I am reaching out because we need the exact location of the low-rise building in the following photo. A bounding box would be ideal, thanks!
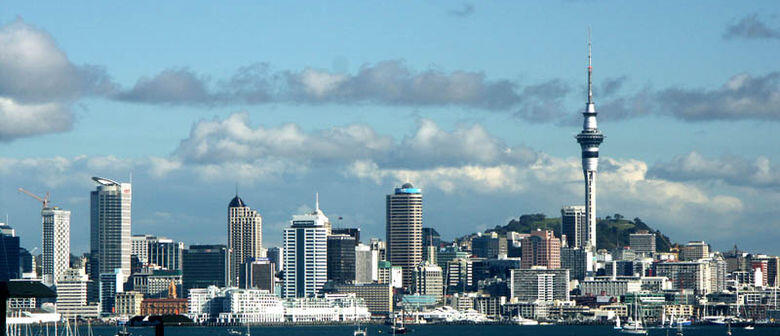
[333,283,393,316]
[115,291,144,317]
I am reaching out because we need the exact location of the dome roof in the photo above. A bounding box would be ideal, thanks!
[401,182,415,189]
[229,195,245,208]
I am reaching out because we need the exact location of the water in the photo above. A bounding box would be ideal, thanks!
[33,324,780,336]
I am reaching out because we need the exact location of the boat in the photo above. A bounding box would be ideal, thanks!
[614,316,622,330]
[727,322,732,336]
[115,323,131,336]
[390,311,407,335]
[744,325,755,330]
[621,295,647,335]
[512,316,539,326]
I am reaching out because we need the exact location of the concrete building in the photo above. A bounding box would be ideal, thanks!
[561,246,589,280]
[509,268,570,302]
[679,241,709,261]
[655,261,712,295]
[471,232,507,259]
[131,234,156,265]
[378,261,403,288]
[629,232,656,255]
[227,194,264,287]
[267,247,283,271]
[413,262,443,301]
[239,258,275,292]
[282,197,329,298]
[56,266,100,319]
[561,205,587,249]
[127,269,183,298]
[386,183,423,289]
[41,207,70,286]
[183,244,229,292]
[99,268,125,314]
[521,230,561,269]
[332,228,360,245]
[90,177,132,286]
[115,291,144,317]
[579,278,642,297]
[333,283,393,316]
[0,223,20,280]
[355,243,379,284]
[327,234,356,284]
[445,258,473,294]
[218,289,285,323]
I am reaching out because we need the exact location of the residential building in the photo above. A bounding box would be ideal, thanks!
[561,205,587,249]
[182,244,229,292]
[90,177,132,285]
[679,241,709,261]
[520,230,561,269]
[655,261,712,295]
[327,234,356,284]
[56,266,100,319]
[386,183,423,288]
[509,268,570,302]
[41,207,70,286]
[227,194,264,287]
[282,197,329,298]
[413,262,443,301]
[579,278,642,297]
[629,231,656,255]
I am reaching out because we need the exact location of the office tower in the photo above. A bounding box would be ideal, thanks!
[520,230,561,269]
[0,223,20,281]
[377,261,403,288]
[227,194,264,287]
[369,238,386,261]
[680,241,709,261]
[629,231,657,254]
[422,228,441,247]
[90,176,132,283]
[282,197,329,298]
[182,244,229,292]
[575,36,604,253]
[471,232,508,259]
[560,205,587,249]
[355,243,379,284]
[332,228,361,245]
[386,183,423,289]
[266,247,283,271]
[239,258,276,292]
[423,246,437,264]
[413,262,443,301]
[148,237,184,270]
[56,265,100,319]
[19,248,34,276]
[509,268,570,302]
[445,258,473,294]
[40,206,71,286]
[99,268,125,314]
[561,246,588,280]
[327,234,356,284]
[131,234,156,265]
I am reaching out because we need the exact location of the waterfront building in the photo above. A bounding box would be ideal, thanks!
[679,241,709,261]
[561,205,587,249]
[56,266,100,319]
[238,258,275,292]
[90,177,132,285]
[629,232,657,255]
[355,243,379,284]
[227,194,264,287]
[574,37,604,254]
[188,286,231,322]
[579,278,642,297]
[141,282,188,315]
[217,288,285,323]
[655,261,712,295]
[0,223,20,280]
[41,206,70,286]
[471,232,507,259]
[283,294,370,322]
[327,234,356,284]
[520,230,561,269]
[282,197,329,298]
[182,244,229,292]
[386,183,423,288]
[413,262,443,301]
[333,283,393,316]
[377,261,403,288]
[115,291,144,317]
[509,268,570,302]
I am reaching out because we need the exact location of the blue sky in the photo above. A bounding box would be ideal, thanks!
[1,1,779,255]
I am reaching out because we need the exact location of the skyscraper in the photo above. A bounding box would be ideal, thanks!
[0,223,20,281]
[182,244,229,293]
[41,206,70,286]
[575,36,604,253]
[282,196,329,298]
[148,237,185,270]
[560,205,586,249]
[327,234,356,284]
[386,183,423,289]
[90,177,132,283]
[227,194,264,287]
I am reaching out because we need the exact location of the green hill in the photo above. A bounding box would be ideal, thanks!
[486,213,674,252]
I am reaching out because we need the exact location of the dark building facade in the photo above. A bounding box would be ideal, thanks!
[239,258,276,292]
[332,228,361,245]
[327,234,356,284]
[182,245,229,292]
[471,234,508,259]
[0,224,20,281]
[422,228,441,247]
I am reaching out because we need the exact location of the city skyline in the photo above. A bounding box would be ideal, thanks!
[1,1,779,256]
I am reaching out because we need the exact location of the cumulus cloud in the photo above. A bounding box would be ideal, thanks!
[650,151,780,191]
[0,18,114,141]
[723,14,780,40]
[114,69,213,104]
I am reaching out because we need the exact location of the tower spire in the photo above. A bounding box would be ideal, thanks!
[587,26,593,105]
[315,192,320,212]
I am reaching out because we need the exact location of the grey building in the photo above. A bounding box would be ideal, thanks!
[561,246,588,280]
[561,206,587,249]
[629,232,656,255]
[183,244,229,293]
[327,234,356,284]
[239,258,276,293]
[509,268,570,302]
[148,238,184,270]
[471,233,508,259]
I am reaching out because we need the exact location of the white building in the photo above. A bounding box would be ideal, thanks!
[42,207,70,286]
[656,261,712,295]
[629,232,656,255]
[188,286,231,322]
[218,289,285,323]
[131,234,156,264]
[56,266,100,319]
[90,177,132,282]
[378,261,403,288]
[282,197,328,298]
[228,195,264,287]
[284,294,370,322]
[413,262,443,301]
[579,278,642,297]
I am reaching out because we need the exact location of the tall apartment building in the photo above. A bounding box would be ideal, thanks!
[282,198,329,298]
[561,205,587,249]
[90,177,132,283]
[629,231,657,255]
[386,183,423,289]
[520,230,561,269]
[680,241,709,261]
[227,195,264,287]
[182,244,229,292]
[413,262,443,301]
[655,261,712,295]
[41,206,70,286]
[327,234,356,284]
[509,268,570,302]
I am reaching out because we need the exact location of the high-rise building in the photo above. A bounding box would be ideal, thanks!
[332,228,361,245]
[227,194,264,287]
[655,261,712,295]
[369,238,386,261]
[327,234,356,284]
[131,234,156,265]
[377,261,403,289]
[386,183,423,289]
[422,228,441,247]
[560,246,588,280]
[413,262,443,301]
[471,232,508,259]
[182,244,229,292]
[41,206,70,286]
[90,177,132,283]
[148,237,184,270]
[629,232,657,255]
[282,197,329,298]
[115,291,144,317]
[509,268,570,302]
[0,223,20,281]
[445,258,473,294]
[560,205,587,249]
[239,258,276,292]
[574,37,604,253]
[56,265,100,319]
[355,243,379,284]
[99,268,125,314]
[679,241,709,261]
[267,247,283,271]
[520,230,561,269]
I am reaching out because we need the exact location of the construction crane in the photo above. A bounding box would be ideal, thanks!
[17,188,50,208]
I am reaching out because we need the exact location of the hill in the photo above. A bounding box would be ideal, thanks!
[486,213,674,252]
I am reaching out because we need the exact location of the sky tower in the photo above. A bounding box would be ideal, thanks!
[575,32,604,252]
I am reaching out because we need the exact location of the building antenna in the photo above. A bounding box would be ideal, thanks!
[587,25,593,105]
[315,192,320,212]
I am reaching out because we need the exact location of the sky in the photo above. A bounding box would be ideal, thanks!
[1,1,779,256]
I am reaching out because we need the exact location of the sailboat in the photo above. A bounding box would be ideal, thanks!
[621,295,647,335]
[613,316,622,330]
[390,310,407,335]
[353,297,367,336]
[727,321,732,336]
[675,317,684,336]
